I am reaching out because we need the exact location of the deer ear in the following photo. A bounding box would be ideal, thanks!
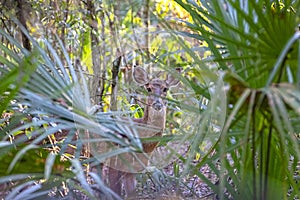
[166,74,180,87]
[133,67,149,85]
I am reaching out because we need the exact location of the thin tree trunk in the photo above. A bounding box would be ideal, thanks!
[143,0,150,73]
[98,10,106,110]
[84,0,101,181]
[86,0,102,105]
[61,0,70,49]
[16,0,31,51]
[108,3,123,111]
[111,56,121,111]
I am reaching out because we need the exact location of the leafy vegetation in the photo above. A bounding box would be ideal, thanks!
[0,0,299,199]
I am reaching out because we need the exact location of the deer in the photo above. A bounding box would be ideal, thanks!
[106,66,180,198]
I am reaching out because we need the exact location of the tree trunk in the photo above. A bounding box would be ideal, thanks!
[108,3,123,111]
[98,10,107,111]
[143,0,150,73]
[16,0,31,51]
[86,0,102,105]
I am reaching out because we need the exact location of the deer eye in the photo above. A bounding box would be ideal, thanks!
[163,88,168,93]
[146,87,152,92]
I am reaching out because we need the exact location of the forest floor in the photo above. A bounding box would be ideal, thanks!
[131,159,217,200]
[0,161,217,200]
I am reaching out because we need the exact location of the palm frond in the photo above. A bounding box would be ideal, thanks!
[0,22,142,199]
[170,0,300,199]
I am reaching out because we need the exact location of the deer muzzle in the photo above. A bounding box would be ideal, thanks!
[153,100,163,111]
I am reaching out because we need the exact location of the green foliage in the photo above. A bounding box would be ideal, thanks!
[0,35,37,115]
[172,0,300,199]
[1,0,300,199]
[0,21,131,199]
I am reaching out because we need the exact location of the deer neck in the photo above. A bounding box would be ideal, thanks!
[143,106,166,130]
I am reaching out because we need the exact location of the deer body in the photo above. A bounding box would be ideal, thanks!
[107,67,179,198]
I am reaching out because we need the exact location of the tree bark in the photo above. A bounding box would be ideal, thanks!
[143,0,150,73]
[110,56,121,111]
[86,0,102,105]
[98,10,106,110]
[108,3,123,111]
[16,0,31,51]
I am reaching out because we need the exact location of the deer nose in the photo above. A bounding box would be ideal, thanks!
[153,101,163,111]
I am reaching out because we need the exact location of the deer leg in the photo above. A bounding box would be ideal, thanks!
[107,167,122,196]
[123,172,137,197]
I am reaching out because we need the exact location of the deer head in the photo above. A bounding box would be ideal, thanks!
[133,66,179,115]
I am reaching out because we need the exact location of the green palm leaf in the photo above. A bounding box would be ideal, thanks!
[172,0,300,199]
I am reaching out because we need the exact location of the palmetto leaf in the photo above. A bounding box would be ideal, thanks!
[0,22,142,199]
[173,0,300,199]
[175,0,300,87]
[272,82,300,114]
[0,32,37,114]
